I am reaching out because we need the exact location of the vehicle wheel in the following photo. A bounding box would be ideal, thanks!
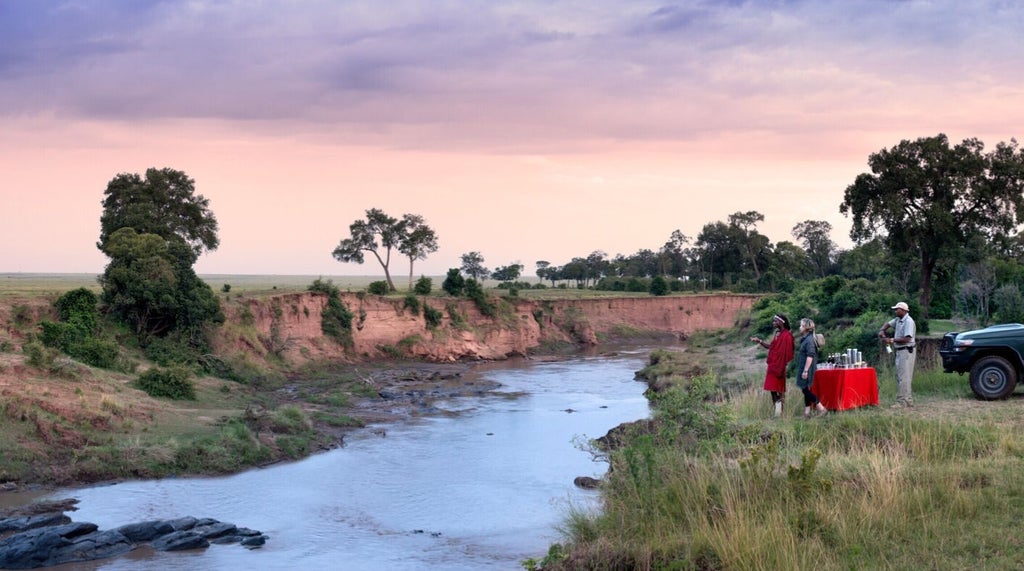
[969,356,1018,400]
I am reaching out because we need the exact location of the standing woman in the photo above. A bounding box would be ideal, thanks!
[750,314,794,417]
[796,318,828,418]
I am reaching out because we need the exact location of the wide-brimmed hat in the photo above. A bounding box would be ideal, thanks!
[891,301,909,311]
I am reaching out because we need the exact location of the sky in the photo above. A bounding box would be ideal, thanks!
[3,1,1023,278]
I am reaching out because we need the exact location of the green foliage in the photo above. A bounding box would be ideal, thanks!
[38,288,121,369]
[23,340,59,369]
[367,280,389,295]
[993,284,1024,323]
[171,418,270,473]
[54,288,99,332]
[332,209,438,293]
[414,275,433,295]
[136,366,196,400]
[464,278,496,317]
[402,294,420,315]
[445,303,466,326]
[268,405,312,434]
[423,304,443,328]
[649,275,669,296]
[68,337,120,370]
[144,334,201,367]
[222,283,231,293]
[308,279,354,347]
[442,268,465,296]
[98,168,223,346]
[648,372,732,442]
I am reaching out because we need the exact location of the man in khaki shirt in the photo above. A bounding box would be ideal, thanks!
[878,301,916,408]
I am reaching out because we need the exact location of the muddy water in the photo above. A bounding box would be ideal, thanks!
[29,350,653,570]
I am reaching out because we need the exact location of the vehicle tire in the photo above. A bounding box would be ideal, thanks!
[969,356,1018,400]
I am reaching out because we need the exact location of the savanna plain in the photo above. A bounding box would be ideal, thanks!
[3,275,1024,571]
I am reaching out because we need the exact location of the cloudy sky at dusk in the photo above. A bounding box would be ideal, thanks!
[3,1,1023,278]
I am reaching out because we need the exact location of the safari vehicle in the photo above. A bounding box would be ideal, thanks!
[939,323,1024,400]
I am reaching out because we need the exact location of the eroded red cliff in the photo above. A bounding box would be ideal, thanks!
[214,293,757,366]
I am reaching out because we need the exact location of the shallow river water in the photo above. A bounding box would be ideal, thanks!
[28,350,654,571]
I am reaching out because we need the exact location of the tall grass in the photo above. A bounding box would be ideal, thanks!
[542,352,1024,571]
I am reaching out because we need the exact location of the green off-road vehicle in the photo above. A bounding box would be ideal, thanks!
[940,323,1024,400]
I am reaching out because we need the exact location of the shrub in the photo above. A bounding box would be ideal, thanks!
[71,337,120,369]
[222,284,231,293]
[136,366,196,400]
[308,279,354,347]
[423,304,443,328]
[54,288,99,332]
[442,268,465,296]
[403,294,421,316]
[23,341,58,369]
[367,281,389,295]
[144,335,200,367]
[414,276,433,295]
[39,321,81,352]
[649,275,669,296]
[465,279,496,317]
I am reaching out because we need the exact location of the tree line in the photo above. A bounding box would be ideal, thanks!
[334,134,1024,322]
[52,131,1024,370]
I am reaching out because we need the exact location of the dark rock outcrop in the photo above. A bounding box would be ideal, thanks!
[0,506,267,569]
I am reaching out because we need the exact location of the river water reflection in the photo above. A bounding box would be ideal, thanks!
[40,350,653,570]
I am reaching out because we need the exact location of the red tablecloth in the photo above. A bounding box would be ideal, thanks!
[811,368,879,411]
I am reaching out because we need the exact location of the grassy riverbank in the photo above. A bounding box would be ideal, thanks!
[531,335,1024,571]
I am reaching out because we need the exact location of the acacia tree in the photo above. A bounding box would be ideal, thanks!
[840,134,1024,318]
[333,209,438,292]
[397,214,439,291]
[491,263,524,283]
[97,168,222,344]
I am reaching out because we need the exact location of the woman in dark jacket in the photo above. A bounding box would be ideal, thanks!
[751,314,793,417]
[796,317,827,418]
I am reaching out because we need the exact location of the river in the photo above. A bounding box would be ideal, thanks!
[14,350,655,570]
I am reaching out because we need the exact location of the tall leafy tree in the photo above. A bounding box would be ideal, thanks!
[535,260,551,284]
[792,220,836,277]
[460,251,490,282]
[840,134,1024,317]
[728,211,769,280]
[694,221,745,288]
[333,209,402,291]
[659,229,690,278]
[97,168,223,344]
[99,168,219,264]
[397,214,439,291]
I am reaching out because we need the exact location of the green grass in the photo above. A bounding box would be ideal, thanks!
[540,350,1024,571]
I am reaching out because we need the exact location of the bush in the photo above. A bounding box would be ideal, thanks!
[367,281,389,295]
[403,294,421,316]
[71,337,120,369]
[649,275,669,296]
[423,304,443,328]
[442,268,465,296]
[145,335,200,367]
[54,288,99,332]
[309,279,354,347]
[414,276,432,295]
[464,279,496,317]
[136,366,196,400]
[23,341,58,369]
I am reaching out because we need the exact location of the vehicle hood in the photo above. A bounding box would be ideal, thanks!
[955,323,1024,340]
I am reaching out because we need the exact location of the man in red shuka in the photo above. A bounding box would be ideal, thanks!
[750,314,794,417]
